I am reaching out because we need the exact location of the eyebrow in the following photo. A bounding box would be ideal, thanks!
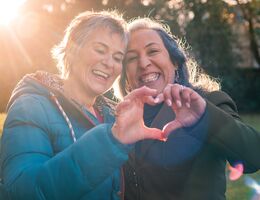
[145,42,159,48]
[94,42,125,55]
[127,42,160,53]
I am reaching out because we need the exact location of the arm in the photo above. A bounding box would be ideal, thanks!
[156,84,260,173]
[205,91,260,173]
[1,95,130,200]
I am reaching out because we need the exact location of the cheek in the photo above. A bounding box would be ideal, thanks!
[126,63,137,78]
[126,67,136,82]
[114,65,122,77]
[125,69,135,88]
[163,64,175,84]
[83,51,100,66]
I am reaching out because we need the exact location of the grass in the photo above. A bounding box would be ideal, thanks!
[227,172,260,200]
[241,114,260,131]
[0,113,259,199]
[226,114,260,200]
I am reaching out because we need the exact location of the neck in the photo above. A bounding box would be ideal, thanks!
[63,76,96,109]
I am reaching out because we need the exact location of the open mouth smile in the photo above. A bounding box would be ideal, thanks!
[92,70,110,79]
[140,72,160,83]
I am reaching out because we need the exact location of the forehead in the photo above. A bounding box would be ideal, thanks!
[128,29,163,48]
[85,27,126,50]
[88,27,123,41]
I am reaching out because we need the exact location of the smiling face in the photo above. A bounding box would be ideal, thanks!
[71,27,126,98]
[125,29,176,93]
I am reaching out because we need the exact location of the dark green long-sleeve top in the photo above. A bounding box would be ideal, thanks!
[123,91,260,200]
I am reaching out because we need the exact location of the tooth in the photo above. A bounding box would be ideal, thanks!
[93,70,109,78]
[141,73,159,83]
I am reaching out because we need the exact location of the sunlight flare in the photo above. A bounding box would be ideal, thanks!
[0,0,26,26]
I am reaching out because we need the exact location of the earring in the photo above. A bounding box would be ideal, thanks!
[175,70,179,83]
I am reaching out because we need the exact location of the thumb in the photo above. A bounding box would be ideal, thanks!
[143,127,163,141]
[162,120,182,139]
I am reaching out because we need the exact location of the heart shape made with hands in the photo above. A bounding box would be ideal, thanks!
[149,103,179,141]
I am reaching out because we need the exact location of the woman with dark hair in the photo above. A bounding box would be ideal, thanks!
[120,18,260,200]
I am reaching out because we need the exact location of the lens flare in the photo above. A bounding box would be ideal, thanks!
[228,163,244,181]
[245,176,260,194]
[245,176,260,200]
[0,0,26,26]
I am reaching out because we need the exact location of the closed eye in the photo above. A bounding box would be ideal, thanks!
[148,48,160,56]
[113,55,124,63]
[125,52,138,63]
[126,56,138,63]
[95,48,106,54]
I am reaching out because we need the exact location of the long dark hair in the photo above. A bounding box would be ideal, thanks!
[119,18,220,97]
[155,29,190,87]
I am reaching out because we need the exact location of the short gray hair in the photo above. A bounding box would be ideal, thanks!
[52,10,128,79]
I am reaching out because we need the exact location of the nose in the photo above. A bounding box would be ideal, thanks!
[102,54,114,68]
[138,56,151,69]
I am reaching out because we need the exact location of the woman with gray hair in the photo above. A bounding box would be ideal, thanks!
[0,11,162,200]
[120,17,260,200]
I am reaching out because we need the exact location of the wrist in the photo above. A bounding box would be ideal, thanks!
[112,124,124,144]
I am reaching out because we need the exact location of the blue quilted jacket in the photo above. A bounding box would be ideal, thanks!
[1,72,130,200]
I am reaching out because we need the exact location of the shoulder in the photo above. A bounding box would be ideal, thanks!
[204,90,240,119]
[5,94,54,128]
[205,90,237,112]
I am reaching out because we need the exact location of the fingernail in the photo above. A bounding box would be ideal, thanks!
[186,102,190,108]
[154,97,159,103]
[159,137,167,142]
[167,99,172,106]
[160,132,168,142]
[177,100,182,107]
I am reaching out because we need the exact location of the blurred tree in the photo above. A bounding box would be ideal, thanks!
[0,0,259,112]
[183,0,239,77]
[234,0,260,67]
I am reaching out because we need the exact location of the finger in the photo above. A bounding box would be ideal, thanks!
[126,86,157,101]
[143,127,164,141]
[171,84,182,108]
[180,88,191,108]
[115,99,131,115]
[163,84,173,106]
[190,89,201,101]
[144,96,158,105]
[162,120,182,138]
[154,93,164,104]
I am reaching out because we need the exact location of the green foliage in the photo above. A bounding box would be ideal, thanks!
[184,0,238,75]
[0,0,259,114]
[221,68,260,113]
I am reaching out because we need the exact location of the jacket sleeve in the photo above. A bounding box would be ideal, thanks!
[204,91,260,173]
[1,95,130,200]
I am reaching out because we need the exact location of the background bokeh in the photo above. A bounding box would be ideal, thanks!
[0,0,259,113]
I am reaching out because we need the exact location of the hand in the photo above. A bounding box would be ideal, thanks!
[112,86,163,144]
[155,84,206,138]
